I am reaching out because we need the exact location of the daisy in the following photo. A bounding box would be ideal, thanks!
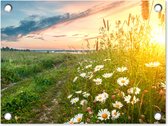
[75,90,82,94]
[131,96,139,105]
[112,101,123,109]
[85,64,92,69]
[73,114,83,123]
[67,118,74,124]
[70,97,79,104]
[94,65,104,72]
[102,73,113,78]
[127,87,141,95]
[97,109,110,120]
[73,76,78,83]
[93,78,102,85]
[102,92,109,99]
[95,92,108,103]
[124,95,131,103]
[111,110,120,120]
[80,99,88,106]
[145,61,160,68]
[67,94,73,99]
[95,94,106,103]
[80,73,86,78]
[117,77,129,86]
[116,67,128,72]
[83,92,90,98]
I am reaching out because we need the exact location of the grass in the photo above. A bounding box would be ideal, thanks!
[1,12,166,123]
[1,52,80,123]
[1,51,73,89]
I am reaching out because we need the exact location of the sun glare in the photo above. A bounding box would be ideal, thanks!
[150,25,165,45]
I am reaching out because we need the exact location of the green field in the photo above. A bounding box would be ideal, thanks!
[1,47,166,123]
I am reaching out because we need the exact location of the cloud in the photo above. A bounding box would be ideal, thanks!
[53,35,67,38]
[1,1,128,42]
[1,15,68,41]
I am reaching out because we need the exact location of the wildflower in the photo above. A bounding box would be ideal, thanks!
[160,82,166,90]
[70,97,79,104]
[102,91,109,99]
[65,118,74,124]
[117,77,129,86]
[67,94,73,99]
[111,95,116,100]
[124,95,131,103]
[73,76,78,83]
[95,94,105,103]
[104,59,111,61]
[131,96,139,105]
[85,64,92,69]
[127,87,141,95]
[75,90,82,94]
[80,100,88,106]
[112,101,123,109]
[97,109,110,120]
[102,73,113,78]
[116,67,128,72]
[73,114,83,123]
[88,111,93,115]
[95,92,109,103]
[80,73,86,78]
[145,61,160,67]
[111,110,120,120]
[94,65,104,72]
[83,92,90,98]
[93,78,102,85]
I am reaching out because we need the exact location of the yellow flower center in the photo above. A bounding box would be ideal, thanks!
[102,113,108,119]
[115,104,120,108]
[77,118,82,122]
[113,112,117,116]
[121,80,125,83]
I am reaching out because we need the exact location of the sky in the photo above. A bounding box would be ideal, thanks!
[1,0,165,50]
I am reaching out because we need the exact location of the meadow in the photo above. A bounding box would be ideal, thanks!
[1,5,166,124]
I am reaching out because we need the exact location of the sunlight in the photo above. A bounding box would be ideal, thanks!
[150,25,165,45]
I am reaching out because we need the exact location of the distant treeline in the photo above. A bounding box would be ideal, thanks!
[1,47,30,52]
[1,47,95,53]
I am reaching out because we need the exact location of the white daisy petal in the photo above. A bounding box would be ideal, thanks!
[117,77,129,86]
[97,109,110,120]
[70,97,79,104]
[111,110,120,120]
[93,78,102,85]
